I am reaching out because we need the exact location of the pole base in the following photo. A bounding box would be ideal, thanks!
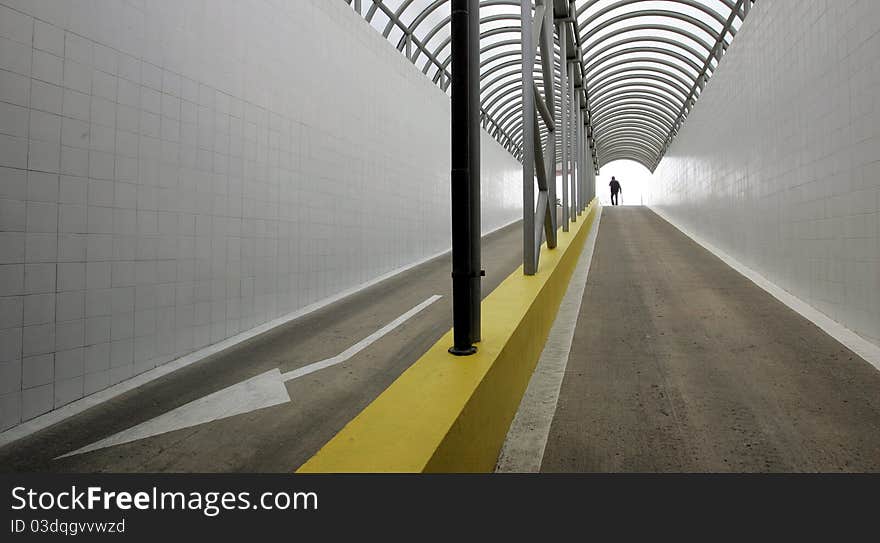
[448,345,477,356]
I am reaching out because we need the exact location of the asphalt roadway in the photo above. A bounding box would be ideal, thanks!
[541,207,880,472]
[6,207,879,473]
[0,222,522,472]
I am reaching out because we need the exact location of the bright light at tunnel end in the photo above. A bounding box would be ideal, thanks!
[596,159,653,206]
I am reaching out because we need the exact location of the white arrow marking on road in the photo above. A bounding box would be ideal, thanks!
[57,369,291,459]
[279,294,442,381]
[57,295,442,459]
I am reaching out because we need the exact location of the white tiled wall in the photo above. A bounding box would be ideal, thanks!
[647,0,880,349]
[0,0,522,431]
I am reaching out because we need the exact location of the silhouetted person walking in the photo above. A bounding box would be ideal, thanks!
[609,177,622,206]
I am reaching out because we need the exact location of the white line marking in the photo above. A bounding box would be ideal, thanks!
[650,206,880,371]
[496,207,604,472]
[280,295,442,381]
[53,296,442,459]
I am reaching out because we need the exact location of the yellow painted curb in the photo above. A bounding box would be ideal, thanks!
[297,200,599,472]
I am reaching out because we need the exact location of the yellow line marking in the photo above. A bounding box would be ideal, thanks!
[298,201,598,473]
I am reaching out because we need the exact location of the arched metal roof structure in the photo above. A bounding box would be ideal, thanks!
[344,0,754,171]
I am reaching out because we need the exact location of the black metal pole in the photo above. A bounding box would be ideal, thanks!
[449,0,480,356]
[467,0,481,345]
